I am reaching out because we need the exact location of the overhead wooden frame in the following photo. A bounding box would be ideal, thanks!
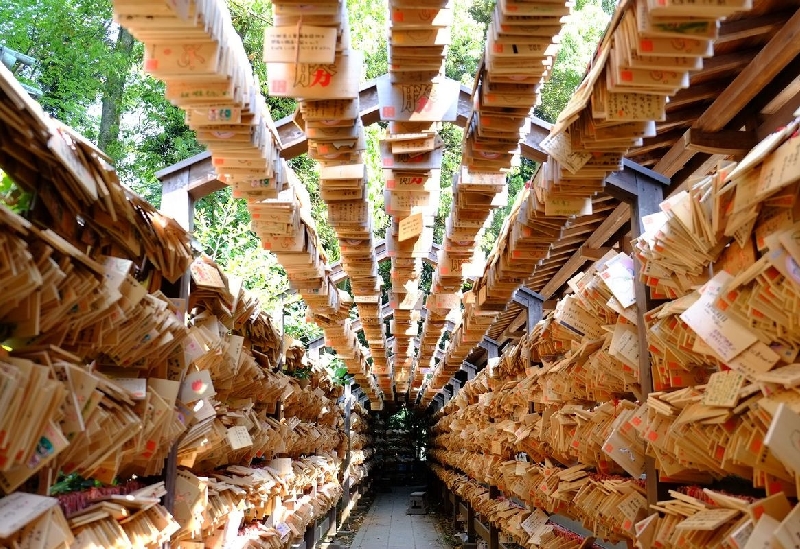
[651,7,800,193]
[157,80,552,211]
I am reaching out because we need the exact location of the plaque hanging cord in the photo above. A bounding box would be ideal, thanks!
[293,17,303,84]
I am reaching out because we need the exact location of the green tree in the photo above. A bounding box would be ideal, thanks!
[447,0,487,86]
[97,27,135,158]
[481,159,538,254]
[0,0,116,137]
[535,0,612,123]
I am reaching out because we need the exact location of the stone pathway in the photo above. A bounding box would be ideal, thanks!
[348,487,447,549]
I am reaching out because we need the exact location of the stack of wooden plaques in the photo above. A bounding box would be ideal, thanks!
[419,1,572,405]
[416,169,508,403]
[0,28,376,548]
[265,1,387,403]
[632,487,799,549]
[119,0,281,198]
[347,401,375,486]
[380,141,443,397]
[387,0,452,82]
[420,166,617,404]
[0,485,184,549]
[176,257,344,467]
[625,120,800,498]
[431,116,800,549]
[376,0,460,396]
[150,259,360,548]
[0,63,192,284]
[541,0,751,208]
[410,304,459,396]
[464,0,568,173]
[0,207,194,492]
[429,348,649,546]
[116,0,382,406]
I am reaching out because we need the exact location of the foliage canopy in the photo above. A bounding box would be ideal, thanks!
[0,0,613,343]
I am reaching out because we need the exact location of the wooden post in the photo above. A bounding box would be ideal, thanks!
[488,485,500,549]
[604,159,669,507]
[480,337,500,360]
[304,521,316,549]
[513,288,544,334]
[156,164,197,549]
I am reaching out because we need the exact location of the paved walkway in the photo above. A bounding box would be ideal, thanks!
[349,487,447,549]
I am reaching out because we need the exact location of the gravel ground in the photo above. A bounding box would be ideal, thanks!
[427,496,460,548]
[328,491,376,547]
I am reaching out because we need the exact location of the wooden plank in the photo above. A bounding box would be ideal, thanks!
[625,151,663,167]
[502,309,527,340]
[685,128,757,156]
[668,81,727,111]
[695,9,800,132]
[689,49,759,84]
[655,104,708,133]
[654,135,700,177]
[758,75,800,139]
[716,10,789,46]
[580,246,613,261]
[537,202,630,298]
[628,128,686,156]
[474,517,490,543]
[520,115,552,163]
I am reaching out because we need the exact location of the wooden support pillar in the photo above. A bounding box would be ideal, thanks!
[480,337,501,360]
[304,521,316,549]
[463,362,477,380]
[453,494,461,529]
[327,506,337,539]
[157,168,194,549]
[273,400,284,420]
[466,504,476,542]
[488,486,500,549]
[344,383,352,476]
[604,159,668,507]
[514,288,544,334]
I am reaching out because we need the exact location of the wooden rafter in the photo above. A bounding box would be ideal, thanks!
[656,8,800,178]
[536,202,631,299]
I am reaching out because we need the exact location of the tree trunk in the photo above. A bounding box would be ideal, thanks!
[97,27,135,157]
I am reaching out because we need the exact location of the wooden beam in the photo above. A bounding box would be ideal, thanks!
[520,115,552,163]
[657,11,800,179]
[580,246,613,261]
[624,151,662,167]
[667,81,726,111]
[538,202,631,298]
[695,9,800,133]
[628,128,686,157]
[689,49,759,85]
[655,104,708,133]
[758,74,800,139]
[500,310,527,342]
[274,79,550,163]
[542,299,558,311]
[663,151,713,197]
[685,128,757,156]
[716,10,790,46]
[276,81,382,158]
